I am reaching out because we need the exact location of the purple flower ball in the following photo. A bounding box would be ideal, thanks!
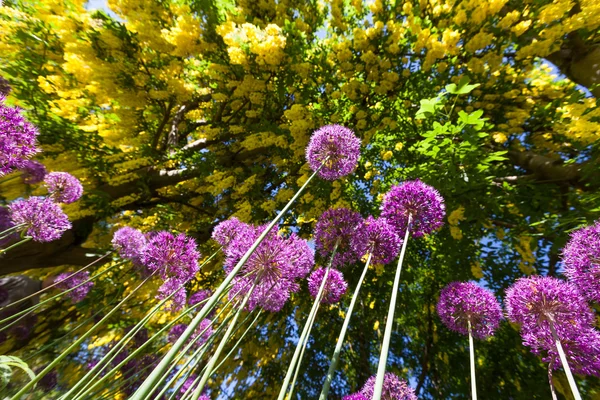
[54,270,94,303]
[343,394,368,400]
[0,101,39,175]
[562,220,600,303]
[142,231,200,282]
[212,217,253,249]
[308,267,348,304]
[112,226,147,264]
[0,76,11,97]
[157,278,187,312]
[380,179,445,238]
[314,207,363,268]
[44,172,83,204]
[437,281,503,339]
[360,372,417,400]
[351,216,402,265]
[168,324,188,343]
[9,196,72,242]
[188,289,212,307]
[306,124,361,180]
[543,326,600,377]
[168,319,213,347]
[19,160,46,184]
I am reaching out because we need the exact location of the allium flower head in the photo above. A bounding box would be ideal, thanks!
[9,196,71,242]
[168,319,213,347]
[19,160,46,184]
[157,279,187,311]
[381,179,445,238]
[54,270,94,303]
[0,102,38,175]
[212,217,253,249]
[437,281,502,339]
[189,289,212,306]
[314,207,363,268]
[112,226,147,264]
[543,327,600,377]
[306,124,361,180]
[562,220,600,303]
[0,76,11,97]
[343,394,368,400]
[360,373,417,400]
[142,231,200,282]
[168,324,187,343]
[177,375,210,400]
[44,172,83,204]
[351,216,402,264]
[308,267,348,304]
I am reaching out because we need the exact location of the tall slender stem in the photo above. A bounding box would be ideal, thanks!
[0,236,31,254]
[277,239,339,400]
[131,162,325,400]
[468,320,477,400]
[9,273,155,400]
[549,320,582,400]
[320,251,373,400]
[190,281,258,400]
[372,215,412,400]
[548,364,558,400]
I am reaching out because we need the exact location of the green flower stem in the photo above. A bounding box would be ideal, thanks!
[278,239,340,400]
[372,214,412,400]
[549,320,582,400]
[0,252,112,314]
[0,223,25,238]
[468,320,477,400]
[67,250,220,399]
[72,285,236,400]
[0,260,126,330]
[131,162,325,400]
[319,251,373,400]
[548,365,558,400]
[190,280,258,400]
[0,236,31,254]
[9,272,155,400]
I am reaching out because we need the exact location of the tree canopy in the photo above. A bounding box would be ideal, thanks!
[1,0,600,398]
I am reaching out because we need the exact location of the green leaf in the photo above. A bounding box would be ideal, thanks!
[446,76,480,95]
[415,97,443,119]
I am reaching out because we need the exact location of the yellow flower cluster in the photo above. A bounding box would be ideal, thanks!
[448,206,466,240]
[515,236,536,275]
[217,21,287,67]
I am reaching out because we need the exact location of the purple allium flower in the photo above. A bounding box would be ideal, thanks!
[142,231,200,282]
[54,270,94,303]
[157,278,187,312]
[437,281,503,339]
[8,196,71,242]
[179,375,198,398]
[360,373,417,400]
[168,320,213,347]
[37,370,58,392]
[562,220,600,303]
[0,76,11,97]
[306,124,361,180]
[308,267,348,304]
[168,324,188,343]
[188,289,212,307]
[112,226,147,264]
[506,276,600,375]
[380,179,445,238]
[0,101,39,175]
[226,224,314,312]
[314,207,363,268]
[212,217,253,249]
[343,394,368,400]
[351,216,402,264]
[0,206,17,246]
[44,172,83,204]
[19,160,46,184]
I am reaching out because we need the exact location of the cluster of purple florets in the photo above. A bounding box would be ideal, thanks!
[54,270,94,303]
[0,95,39,176]
[351,216,402,265]
[177,374,210,400]
[437,281,502,339]
[214,218,314,313]
[562,220,600,303]
[306,124,361,180]
[168,319,213,348]
[44,172,84,204]
[343,372,417,400]
[308,267,348,304]
[314,207,364,268]
[20,160,47,184]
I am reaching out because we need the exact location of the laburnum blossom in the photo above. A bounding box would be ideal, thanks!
[54,270,94,303]
[112,226,147,264]
[308,267,348,304]
[19,160,46,184]
[360,373,417,400]
[0,76,10,96]
[212,217,253,250]
[351,216,402,264]
[0,99,39,175]
[9,196,71,242]
[314,207,363,268]
[168,319,213,348]
[306,124,361,180]
[44,172,83,204]
[562,220,600,303]
[226,224,314,312]
[381,179,445,238]
[437,281,503,339]
[506,276,600,376]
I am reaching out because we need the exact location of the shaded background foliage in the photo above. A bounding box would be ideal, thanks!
[1,0,600,398]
